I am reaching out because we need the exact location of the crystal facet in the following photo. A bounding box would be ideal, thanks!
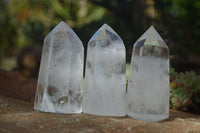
[83,24,126,116]
[127,26,169,121]
[34,21,84,113]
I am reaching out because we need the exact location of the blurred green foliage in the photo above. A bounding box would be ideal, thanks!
[0,0,105,58]
[1,0,200,66]
[154,0,200,55]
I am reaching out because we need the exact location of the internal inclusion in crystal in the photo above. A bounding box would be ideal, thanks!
[126,26,169,121]
[134,40,168,59]
[34,21,84,113]
[83,24,126,116]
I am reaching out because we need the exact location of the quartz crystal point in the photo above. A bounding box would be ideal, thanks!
[34,21,84,113]
[127,26,169,121]
[83,24,126,116]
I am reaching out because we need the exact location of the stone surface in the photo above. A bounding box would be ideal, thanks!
[34,21,84,113]
[83,24,126,116]
[127,26,169,121]
[0,71,199,132]
[0,95,200,133]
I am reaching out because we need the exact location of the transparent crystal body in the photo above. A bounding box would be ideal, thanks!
[83,24,126,116]
[127,26,169,121]
[34,21,84,113]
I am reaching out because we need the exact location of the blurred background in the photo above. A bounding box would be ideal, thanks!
[0,0,200,114]
[0,0,200,77]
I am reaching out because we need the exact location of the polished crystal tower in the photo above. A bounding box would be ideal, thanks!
[127,26,169,121]
[83,24,126,116]
[34,21,84,113]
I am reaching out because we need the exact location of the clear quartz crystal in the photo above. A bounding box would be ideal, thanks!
[34,21,84,113]
[83,24,126,116]
[127,26,169,121]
